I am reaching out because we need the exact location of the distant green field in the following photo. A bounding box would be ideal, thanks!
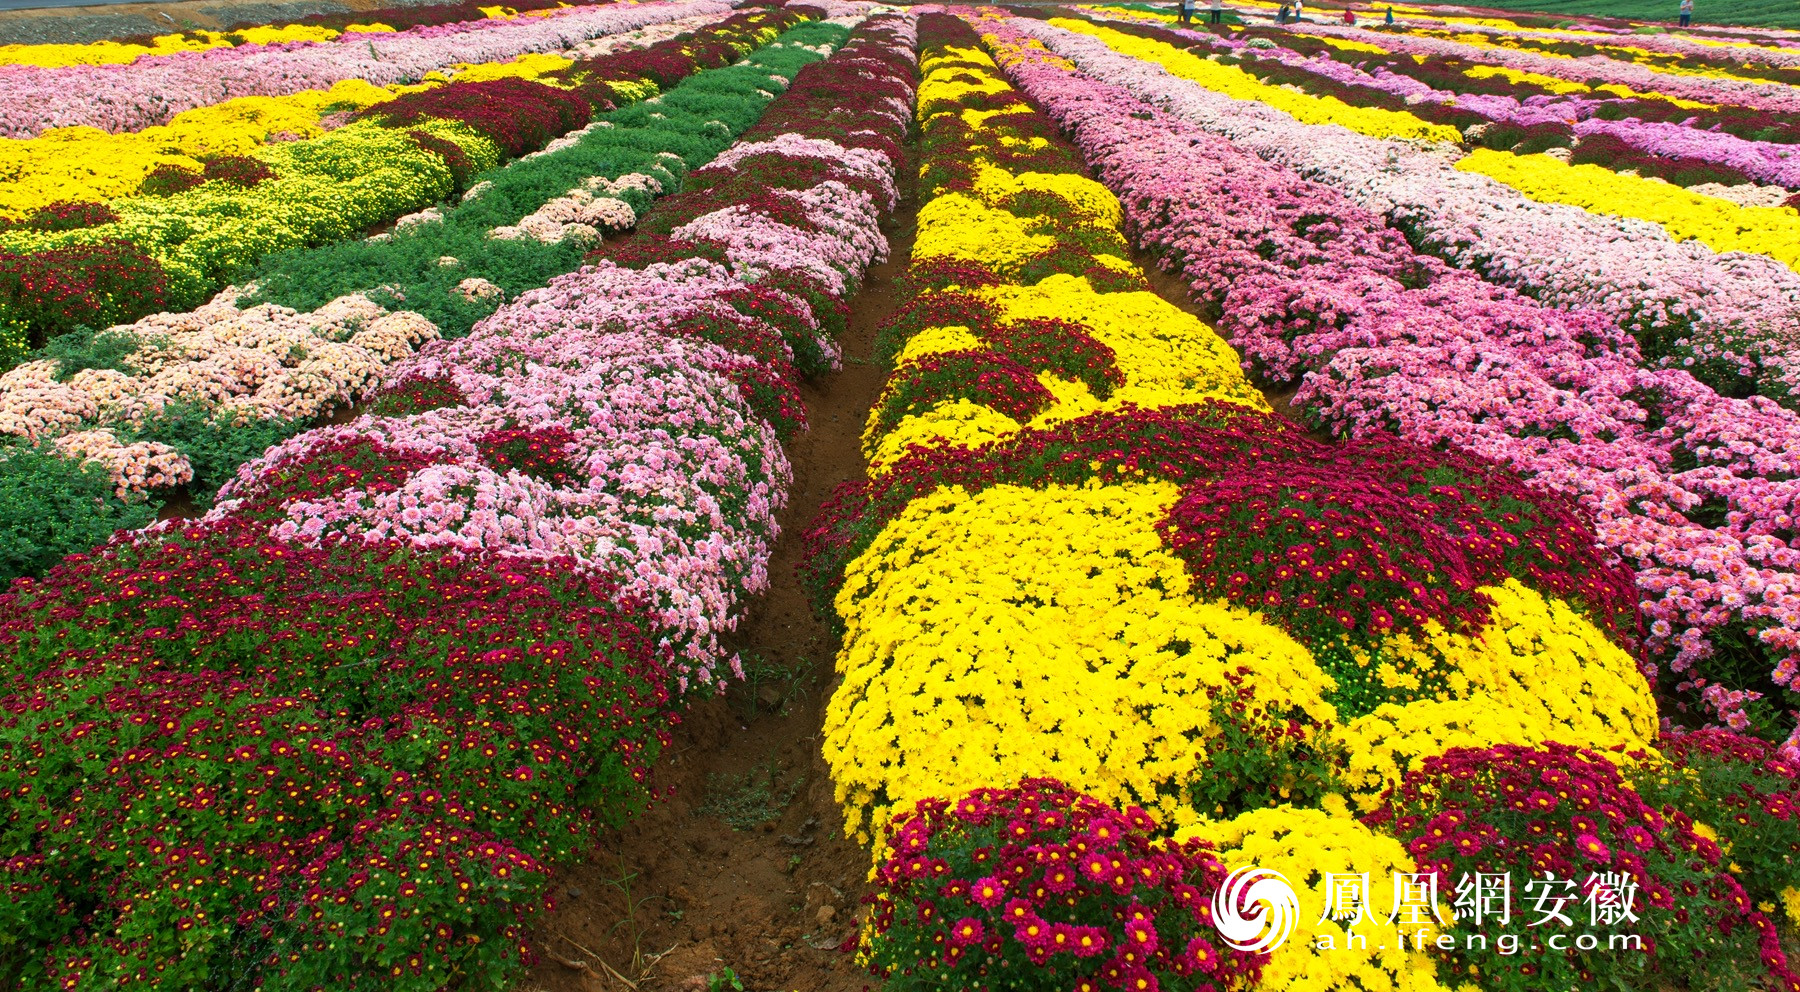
[1434,0,1800,30]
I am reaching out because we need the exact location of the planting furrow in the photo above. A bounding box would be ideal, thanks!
[0,12,914,991]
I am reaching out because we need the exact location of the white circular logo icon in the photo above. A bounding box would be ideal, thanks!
[1211,865,1299,954]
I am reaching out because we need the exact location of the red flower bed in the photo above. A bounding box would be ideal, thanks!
[866,779,1267,992]
[8,201,119,233]
[1367,743,1799,992]
[0,237,171,354]
[364,76,597,159]
[869,350,1058,438]
[202,153,279,187]
[479,424,582,486]
[1159,436,1641,644]
[368,373,470,418]
[0,517,672,991]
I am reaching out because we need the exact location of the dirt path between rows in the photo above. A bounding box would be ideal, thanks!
[519,163,918,992]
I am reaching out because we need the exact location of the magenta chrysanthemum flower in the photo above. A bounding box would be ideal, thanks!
[948,917,984,948]
[968,875,1007,909]
[1121,918,1159,953]
[1576,833,1614,863]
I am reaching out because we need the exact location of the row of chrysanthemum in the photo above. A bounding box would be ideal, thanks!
[0,0,607,70]
[0,2,794,363]
[0,14,914,991]
[0,7,826,585]
[803,14,1800,992]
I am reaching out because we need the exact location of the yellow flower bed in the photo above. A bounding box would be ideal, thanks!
[864,276,1267,468]
[0,47,585,221]
[1577,40,1800,85]
[0,10,590,70]
[826,465,1656,832]
[0,117,488,299]
[1456,147,1800,271]
[442,49,573,83]
[1333,577,1657,805]
[0,78,415,220]
[1299,33,1390,54]
[1051,18,1464,144]
[824,479,1338,843]
[1178,806,1454,992]
[817,25,1676,992]
[1427,27,1784,91]
[876,42,1266,468]
[1460,65,1716,110]
[1462,62,1591,95]
[1073,3,1177,24]
[0,23,364,69]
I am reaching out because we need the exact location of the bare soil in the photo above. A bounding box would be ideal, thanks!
[517,171,918,992]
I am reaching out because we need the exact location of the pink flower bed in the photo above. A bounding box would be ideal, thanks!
[1102,16,1800,189]
[986,12,1800,740]
[207,11,916,688]
[1037,19,1800,406]
[1387,12,1800,69]
[1306,19,1800,115]
[0,292,438,495]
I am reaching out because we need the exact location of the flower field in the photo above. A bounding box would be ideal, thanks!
[3,0,1800,989]
[0,2,916,986]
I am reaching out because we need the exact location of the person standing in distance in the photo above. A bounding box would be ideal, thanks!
[1679,0,1693,27]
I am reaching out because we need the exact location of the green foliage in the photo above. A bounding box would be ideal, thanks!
[697,762,800,831]
[1189,668,1347,820]
[0,442,157,585]
[125,402,311,504]
[40,325,146,381]
[729,650,814,721]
